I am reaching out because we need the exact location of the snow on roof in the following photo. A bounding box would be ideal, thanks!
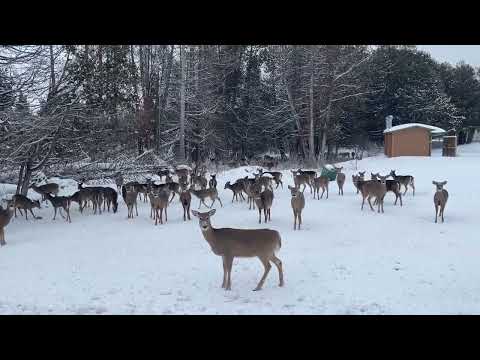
[384,123,446,134]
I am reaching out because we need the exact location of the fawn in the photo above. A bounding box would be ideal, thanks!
[209,174,217,189]
[122,185,138,218]
[433,181,448,223]
[150,189,170,225]
[192,209,284,291]
[224,181,245,202]
[389,170,415,196]
[179,184,192,221]
[290,170,313,194]
[371,173,402,206]
[360,175,388,213]
[288,185,305,230]
[190,188,223,209]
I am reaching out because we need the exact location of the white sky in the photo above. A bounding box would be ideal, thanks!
[416,45,480,67]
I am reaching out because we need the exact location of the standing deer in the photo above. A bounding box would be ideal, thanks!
[150,189,170,225]
[288,185,305,230]
[224,181,245,202]
[252,187,274,224]
[114,172,123,192]
[11,194,41,220]
[334,166,346,195]
[0,202,14,246]
[179,184,192,221]
[360,175,387,213]
[258,169,283,189]
[191,209,284,291]
[290,170,313,194]
[353,171,366,194]
[371,173,402,206]
[296,169,316,193]
[313,175,329,200]
[30,183,59,202]
[45,193,72,223]
[209,174,217,189]
[190,188,223,209]
[389,170,415,196]
[122,185,138,219]
[433,181,448,223]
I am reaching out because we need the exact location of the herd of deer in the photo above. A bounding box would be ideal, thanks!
[0,163,449,292]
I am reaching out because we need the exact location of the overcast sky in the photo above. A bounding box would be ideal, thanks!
[416,45,480,67]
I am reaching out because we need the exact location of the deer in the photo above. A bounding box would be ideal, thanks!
[334,166,346,196]
[262,171,283,189]
[44,193,72,223]
[150,189,170,225]
[191,209,284,291]
[433,181,448,223]
[313,175,329,200]
[0,202,14,246]
[290,170,313,194]
[389,170,415,196]
[360,175,388,213]
[371,173,402,206]
[296,169,316,191]
[252,186,274,224]
[175,168,190,183]
[179,184,192,221]
[78,183,105,214]
[122,185,138,219]
[30,183,59,202]
[355,171,366,194]
[11,194,41,220]
[288,185,305,230]
[114,172,123,193]
[253,174,273,192]
[352,172,367,194]
[190,188,223,209]
[191,174,208,190]
[224,181,245,202]
[209,174,217,189]
[157,168,171,182]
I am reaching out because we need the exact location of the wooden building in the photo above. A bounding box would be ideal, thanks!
[384,123,446,157]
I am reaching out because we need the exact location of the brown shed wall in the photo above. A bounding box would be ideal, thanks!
[384,127,432,157]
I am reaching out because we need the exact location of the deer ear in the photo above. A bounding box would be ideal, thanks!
[208,209,216,217]
[191,210,200,218]
[442,181,447,185]
[432,181,437,185]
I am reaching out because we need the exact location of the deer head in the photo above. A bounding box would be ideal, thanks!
[358,171,365,178]
[432,181,447,191]
[389,170,397,177]
[191,209,216,231]
[288,185,300,197]
[377,175,388,184]
[224,181,231,189]
[371,172,379,180]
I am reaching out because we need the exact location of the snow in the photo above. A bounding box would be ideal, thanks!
[1,144,480,314]
[383,123,446,134]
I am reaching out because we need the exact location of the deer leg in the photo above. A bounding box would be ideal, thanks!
[270,254,284,287]
[135,202,138,216]
[217,196,223,208]
[320,187,325,199]
[29,209,37,220]
[187,203,191,220]
[298,212,302,230]
[165,207,168,223]
[367,196,375,211]
[293,210,297,230]
[435,204,438,223]
[403,184,408,196]
[258,208,262,224]
[411,182,415,196]
[59,207,66,219]
[0,228,5,246]
[221,256,227,288]
[253,256,272,291]
[225,255,234,291]
[66,207,71,223]
[441,206,445,223]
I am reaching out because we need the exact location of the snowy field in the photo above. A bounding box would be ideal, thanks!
[1,143,480,314]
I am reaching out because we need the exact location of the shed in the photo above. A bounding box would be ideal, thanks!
[383,123,446,157]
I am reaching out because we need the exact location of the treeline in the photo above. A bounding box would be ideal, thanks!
[1,45,480,190]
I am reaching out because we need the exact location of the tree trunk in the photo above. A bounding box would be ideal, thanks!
[157,45,174,151]
[308,65,315,164]
[178,45,186,162]
[16,163,25,194]
[20,162,32,196]
[49,45,56,96]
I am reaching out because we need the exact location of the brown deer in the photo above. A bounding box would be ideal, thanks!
[190,188,223,209]
[0,202,14,246]
[224,181,245,202]
[191,174,208,190]
[258,169,283,189]
[175,167,191,183]
[290,170,313,194]
[288,185,305,230]
[334,166,346,196]
[209,174,217,189]
[11,194,41,220]
[360,175,388,213]
[191,209,284,291]
[122,185,138,219]
[433,181,448,223]
[157,168,171,182]
[296,169,316,192]
[179,184,192,221]
[355,171,366,194]
[150,189,170,225]
[114,172,123,192]
[313,175,329,200]
[371,173,402,206]
[252,187,274,224]
[30,183,59,202]
[389,170,415,196]
[45,193,72,223]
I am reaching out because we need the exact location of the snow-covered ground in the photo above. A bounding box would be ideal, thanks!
[1,143,480,314]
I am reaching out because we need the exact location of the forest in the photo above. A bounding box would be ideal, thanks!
[1,45,479,193]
